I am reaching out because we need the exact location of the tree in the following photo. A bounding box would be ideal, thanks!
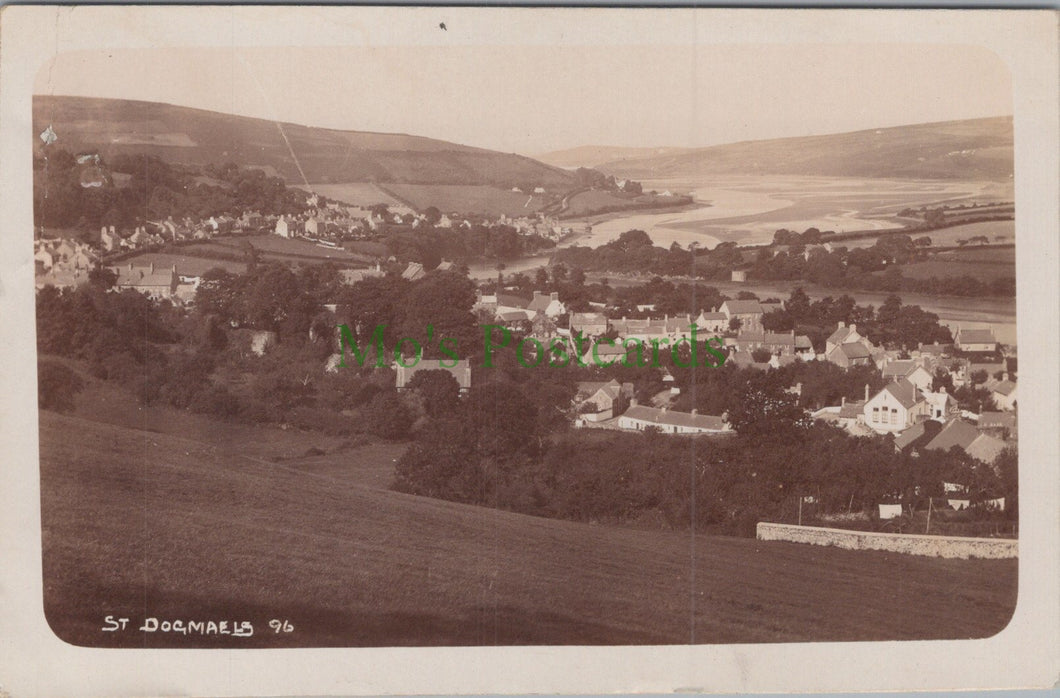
[407,369,461,418]
[423,206,442,225]
[364,391,413,440]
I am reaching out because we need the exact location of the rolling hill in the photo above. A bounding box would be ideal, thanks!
[32,95,574,190]
[583,117,1014,181]
[537,145,696,170]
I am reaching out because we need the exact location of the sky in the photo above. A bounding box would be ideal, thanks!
[35,44,1012,156]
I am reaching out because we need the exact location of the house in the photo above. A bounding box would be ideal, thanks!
[574,379,633,422]
[526,291,566,319]
[719,299,764,331]
[922,388,955,422]
[924,418,1007,464]
[825,341,874,369]
[954,326,998,353]
[730,270,748,283]
[569,312,609,339]
[990,379,1017,411]
[825,322,870,354]
[863,378,929,434]
[617,401,731,435]
[100,226,123,252]
[304,216,323,237]
[395,358,472,392]
[435,260,455,272]
[693,309,728,333]
[275,216,292,238]
[977,411,1017,440]
[401,262,426,281]
[881,359,934,392]
[108,263,178,300]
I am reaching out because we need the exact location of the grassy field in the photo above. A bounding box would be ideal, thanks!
[841,220,1015,250]
[40,400,1017,648]
[381,184,552,217]
[213,234,359,261]
[114,252,246,276]
[297,183,405,209]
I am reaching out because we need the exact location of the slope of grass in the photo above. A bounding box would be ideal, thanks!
[40,408,1017,648]
[33,95,574,189]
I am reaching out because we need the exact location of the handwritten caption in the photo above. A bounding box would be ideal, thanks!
[102,615,293,638]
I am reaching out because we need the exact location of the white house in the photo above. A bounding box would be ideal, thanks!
[863,378,930,434]
[526,291,566,320]
[275,216,292,238]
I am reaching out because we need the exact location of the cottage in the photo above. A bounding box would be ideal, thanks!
[825,341,874,369]
[719,299,764,331]
[574,379,633,422]
[617,401,731,435]
[569,312,609,339]
[693,309,728,333]
[526,291,566,319]
[990,379,1017,411]
[954,327,998,353]
[108,263,178,300]
[881,359,934,392]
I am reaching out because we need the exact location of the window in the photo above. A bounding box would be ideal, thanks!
[872,407,879,423]
[891,408,898,425]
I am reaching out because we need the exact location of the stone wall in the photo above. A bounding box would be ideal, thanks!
[756,522,1018,559]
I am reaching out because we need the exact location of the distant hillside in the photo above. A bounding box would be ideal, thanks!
[537,145,695,170]
[592,117,1014,181]
[33,95,574,189]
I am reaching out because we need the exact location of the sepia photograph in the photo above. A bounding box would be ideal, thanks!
[1,6,1057,697]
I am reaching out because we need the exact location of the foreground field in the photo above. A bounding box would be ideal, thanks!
[40,410,1017,647]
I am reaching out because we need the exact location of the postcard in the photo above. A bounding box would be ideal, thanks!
[0,6,1057,697]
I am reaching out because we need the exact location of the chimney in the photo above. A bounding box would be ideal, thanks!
[841,396,846,407]
[534,291,543,300]
[850,323,857,333]
[838,321,845,329]
[691,409,698,416]
[660,406,667,414]
[551,292,559,302]
[630,397,638,407]
[149,263,154,274]
[865,384,870,401]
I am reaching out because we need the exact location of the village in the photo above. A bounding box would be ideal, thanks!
[34,208,1018,522]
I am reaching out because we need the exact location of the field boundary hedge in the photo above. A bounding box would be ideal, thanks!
[756,522,1018,559]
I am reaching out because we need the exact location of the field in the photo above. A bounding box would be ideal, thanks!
[562,189,690,218]
[113,252,247,276]
[116,235,365,277]
[40,396,1018,647]
[843,220,1016,250]
[296,183,405,209]
[380,183,552,217]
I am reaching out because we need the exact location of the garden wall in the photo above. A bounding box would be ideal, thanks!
[756,522,1017,559]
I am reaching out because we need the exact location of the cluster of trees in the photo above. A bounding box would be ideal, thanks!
[553,229,699,278]
[553,230,1013,298]
[33,148,309,232]
[761,288,952,351]
[380,223,555,269]
[394,368,1015,536]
